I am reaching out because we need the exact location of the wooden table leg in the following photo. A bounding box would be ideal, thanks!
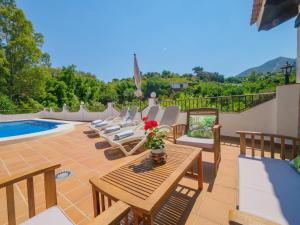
[92,186,100,217]
[133,213,139,225]
[198,151,203,190]
[144,214,154,225]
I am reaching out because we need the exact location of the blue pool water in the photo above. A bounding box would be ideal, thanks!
[0,120,65,138]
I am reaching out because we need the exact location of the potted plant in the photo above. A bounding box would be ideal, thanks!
[143,116,167,155]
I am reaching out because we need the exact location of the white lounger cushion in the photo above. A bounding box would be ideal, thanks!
[105,125,121,133]
[114,129,134,140]
[176,135,214,149]
[239,156,300,225]
[21,206,74,225]
[91,119,103,125]
[95,121,109,127]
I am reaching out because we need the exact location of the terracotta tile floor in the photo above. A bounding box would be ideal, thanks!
[0,124,240,225]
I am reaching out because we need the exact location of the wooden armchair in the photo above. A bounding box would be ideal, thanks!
[172,108,221,176]
[0,163,130,225]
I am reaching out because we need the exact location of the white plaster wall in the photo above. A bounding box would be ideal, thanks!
[0,112,42,121]
[40,103,120,122]
[175,99,277,137]
[276,84,300,137]
[220,99,277,137]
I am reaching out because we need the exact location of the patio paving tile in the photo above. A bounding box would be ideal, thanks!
[185,213,219,225]
[64,206,87,224]
[0,124,240,225]
[74,195,93,218]
[195,195,235,225]
[65,184,91,204]
[57,192,73,210]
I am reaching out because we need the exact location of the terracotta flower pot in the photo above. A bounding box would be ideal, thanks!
[150,148,165,154]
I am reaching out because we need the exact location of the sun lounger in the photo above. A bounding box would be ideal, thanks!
[97,106,178,156]
[90,107,128,126]
[100,128,146,156]
[160,105,180,126]
[147,105,159,120]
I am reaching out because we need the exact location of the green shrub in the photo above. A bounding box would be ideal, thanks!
[0,95,17,114]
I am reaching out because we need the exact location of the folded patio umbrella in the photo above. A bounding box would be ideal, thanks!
[133,53,142,97]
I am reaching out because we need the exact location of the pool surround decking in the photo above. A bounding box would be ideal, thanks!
[0,124,239,225]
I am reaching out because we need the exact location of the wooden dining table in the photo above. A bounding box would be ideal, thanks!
[89,142,203,225]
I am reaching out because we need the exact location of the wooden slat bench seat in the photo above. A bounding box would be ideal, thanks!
[230,131,300,225]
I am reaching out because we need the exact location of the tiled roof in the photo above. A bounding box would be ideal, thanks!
[250,0,264,25]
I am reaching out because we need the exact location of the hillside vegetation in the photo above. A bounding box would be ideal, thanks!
[0,0,296,113]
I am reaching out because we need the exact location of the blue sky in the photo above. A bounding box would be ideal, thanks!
[17,0,296,81]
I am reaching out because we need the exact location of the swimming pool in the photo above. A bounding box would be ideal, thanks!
[0,120,65,138]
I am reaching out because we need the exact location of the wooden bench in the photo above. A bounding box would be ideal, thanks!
[229,131,300,225]
[0,163,130,225]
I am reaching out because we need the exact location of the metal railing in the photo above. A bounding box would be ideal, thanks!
[159,92,276,112]
[116,99,148,111]
[0,93,276,115]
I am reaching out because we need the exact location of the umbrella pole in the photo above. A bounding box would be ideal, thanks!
[139,97,143,120]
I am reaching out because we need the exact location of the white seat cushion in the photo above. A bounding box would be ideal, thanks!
[239,156,300,225]
[176,135,214,149]
[20,206,74,225]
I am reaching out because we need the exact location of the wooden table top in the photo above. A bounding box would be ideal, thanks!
[90,143,201,215]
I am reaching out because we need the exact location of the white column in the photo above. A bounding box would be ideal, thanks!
[297,26,300,83]
[80,101,85,121]
[297,5,300,83]
[148,98,157,107]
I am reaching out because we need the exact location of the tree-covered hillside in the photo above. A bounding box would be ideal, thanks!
[0,0,296,113]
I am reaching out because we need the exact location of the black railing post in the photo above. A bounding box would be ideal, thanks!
[220,97,223,112]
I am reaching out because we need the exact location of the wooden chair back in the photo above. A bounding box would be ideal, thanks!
[237,131,300,160]
[0,163,61,225]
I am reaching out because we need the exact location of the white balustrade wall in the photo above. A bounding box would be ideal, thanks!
[40,103,120,121]
[0,112,42,122]
[1,84,299,138]
[0,103,120,122]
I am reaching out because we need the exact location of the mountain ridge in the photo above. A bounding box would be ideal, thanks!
[237,57,296,77]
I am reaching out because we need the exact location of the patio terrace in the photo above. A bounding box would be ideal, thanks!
[0,123,239,225]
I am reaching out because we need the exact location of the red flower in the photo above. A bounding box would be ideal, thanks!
[144,121,152,130]
[144,120,159,130]
[142,115,149,122]
[150,120,158,128]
